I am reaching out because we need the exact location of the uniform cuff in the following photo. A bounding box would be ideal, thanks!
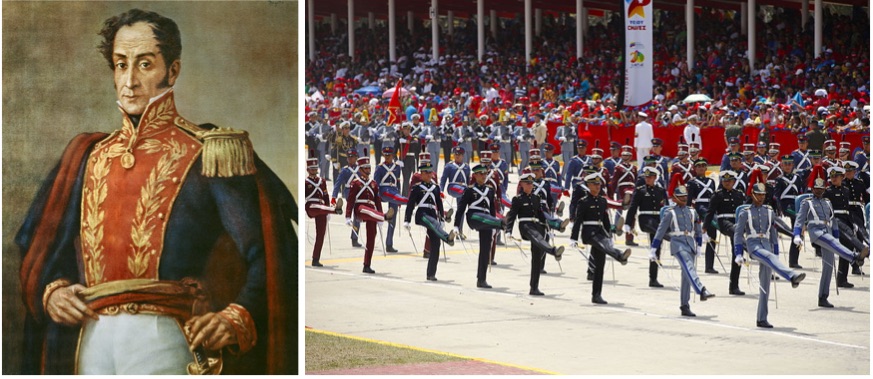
[218,303,257,355]
[42,278,72,315]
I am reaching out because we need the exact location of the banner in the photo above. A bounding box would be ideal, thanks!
[386,78,403,126]
[622,0,653,108]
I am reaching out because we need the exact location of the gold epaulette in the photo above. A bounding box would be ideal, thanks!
[175,118,257,178]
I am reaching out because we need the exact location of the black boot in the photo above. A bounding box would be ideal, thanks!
[700,287,715,301]
[818,297,834,308]
[587,271,594,281]
[790,273,806,288]
[352,240,363,248]
[363,266,375,274]
[680,304,696,317]
[592,295,607,304]
[386,246,399,253]
[312,260,323,267]
[477,280,492,289]
[756,320,773,328]
[729,287,746,296]
[529,288,544,296]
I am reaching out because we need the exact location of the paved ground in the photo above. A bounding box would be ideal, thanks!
[305,167,870,375]
[313,360,545,375]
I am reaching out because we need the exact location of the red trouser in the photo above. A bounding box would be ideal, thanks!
[306,203,335,261]
[355,205,385,266]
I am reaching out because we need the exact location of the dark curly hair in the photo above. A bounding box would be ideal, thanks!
[98,9,181,71]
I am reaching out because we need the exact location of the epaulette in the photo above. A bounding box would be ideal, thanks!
[175,118,257,178]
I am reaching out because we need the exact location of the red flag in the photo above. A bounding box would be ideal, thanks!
[386,78,403,126]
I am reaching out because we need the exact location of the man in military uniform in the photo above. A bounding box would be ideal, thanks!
[350,113,373,160]
[330,121,358,179]
[333,149,362,247]
[489,120,513,168]
[741,143,757,171]
[505,170,566,296]
[374,147,408,253]
[440,114,456,166]
[853,135,869,172]
[452,117,475,165]
[791,134,812,171]
[474,114,491,160]
[346,157,392,274]
[514,118,535,171]
[18,9,294,373]
[441,147,470,239]
[611,146,638,245]
[753,141,768,164]
[735,183,807,328]
[843,161,870,276]
[306,157,343,267]
[794,177,869,308]
[797,149,822,188]
[371,113,386,165]
[455,164,505,289]
[720,137,741,171]
[570,174,632,304]
[555,115,578,166]
[650,185,716,317]
[625,167,668,287]
[540,144,563,210]
[823,167,869,288]
[650,138,670,178]
[670,145,694,183]
[704,170,748,295]
[727,152,750,193]
[603,141,622,176]
[490,143,510,194]
[636,155,666,188]
[420,114,445,173]
[686,159,719,273]
[398,122,419,195]
[404,162,457,281]
[821,140,840,170]
[306,111,334,179]
[773,155,804,268]
[563,140,591,194]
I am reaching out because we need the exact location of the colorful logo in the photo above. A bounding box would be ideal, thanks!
[630,50,645,64]
[627,0,651,19]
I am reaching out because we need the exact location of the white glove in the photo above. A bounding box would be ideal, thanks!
[324,154,331,160]
[452,226,459,234]
[377,221,384,228]
[701,233,710,244]
[333,163,340,170]
[734,255,745,265]
[396,161,404,168]
[793,236,803,246]
[548,231,556,241]
[569,240,579,249]
[345,218,353,226]
[399,138,408,143]
[506,234,514,242]
[403,222,411,230]
[426,134,433,140]
[623,224,632,233]
[458,138,464,143]
[648,248,658,262]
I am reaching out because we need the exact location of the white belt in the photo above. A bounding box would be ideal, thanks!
[849,201,863,206]
[518,217,541,223]
[782,195,796,199]
[748,233,769,239]
[306,198,323,203]
[418,204,437,210]
[834,210,849,214]
[695,199,710,203]
[716,214,735,219]
[469,206,490,213]
[639,211,660,215]
[668,231,693,236]
[407,153,416,156]
[582,221,602,226]
[355,199,375,205]
[808,220,829,225]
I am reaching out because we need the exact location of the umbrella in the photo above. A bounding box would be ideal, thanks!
[682,94,713,103]
[354,86,383,96]
[382,87,414,99]
[814,88,828,97]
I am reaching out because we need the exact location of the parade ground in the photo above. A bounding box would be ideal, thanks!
[304,170,870,375]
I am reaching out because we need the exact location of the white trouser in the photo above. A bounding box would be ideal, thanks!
[78,314,192,374]
[636,147,651,167]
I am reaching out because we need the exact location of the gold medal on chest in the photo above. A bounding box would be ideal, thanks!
[121,150,135,169]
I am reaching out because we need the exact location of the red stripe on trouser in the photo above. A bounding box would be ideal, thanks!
[306,203,335,218]
[383,192,408,204]
[312,216,326,261]
[357,206,385,222]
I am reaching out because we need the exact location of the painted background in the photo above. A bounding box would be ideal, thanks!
[2,1,297,373]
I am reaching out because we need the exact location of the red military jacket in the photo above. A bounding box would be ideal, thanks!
[304,174,330,210]
[671,160,694,183]
[345,175,382,218]
[610,161,637,195]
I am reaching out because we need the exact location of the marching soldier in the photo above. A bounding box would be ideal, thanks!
[793,177,870,308]
[704,170,748,296]
[773,155,805,268]
[603,141,622,176]
[556,113,578,165]
[727,152,750,194]
[350,113,373,160]
[843,161,870,276]
[735,183,807,328]
[306,111,334,178]
[371,113,386,165]
[528,164,572,233]
[333,149,362,247]
[741,143,757,171]
[823,167,869,288]
[753,141,768,164]
[455,164,505,289]
[489,120,513,167]
[515,118,535,171]
[505,170,566,295]
[853,135,869,171]
[636,155,666,188]
[452,117,475,164]
[791,134,812,171]
[686,158,719,273]
[541,144,564,210]
[688,142,702,163]
[650,138,670,178]
[420,114,445,173]
[441,147,471,239]
[405,161,458,281]
[625,167,668,287]
[720,137,741,171]
[345,157,393,274]
[375,117,398,165]
[650,185,716,317]
[440,114,455,166]
[822,140,840,170]
[305,157,343,267]
[563,140,591,194]
[474,115,491,160]
[374,147,408,253]
[490,143,510,193]
[570,173,632,304]
[398,122,420,195]
[611,146,638,245]
[330,120,358,179]
[671,145,694,183]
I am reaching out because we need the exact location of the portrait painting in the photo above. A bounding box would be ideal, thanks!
[2,1,298,374]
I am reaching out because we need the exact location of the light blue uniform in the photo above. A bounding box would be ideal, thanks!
[452,124,475,164]
[420,124,444,172]
[736,204,797,322]
[555,125,577,165]
[351,122,373,159]
[306,121,333,175]
[794,196,858,299]
[489,123,513,165]
[652,205,705,307]
[514,125,534,170]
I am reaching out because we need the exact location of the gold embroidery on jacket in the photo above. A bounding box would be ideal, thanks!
[128,140,188,277]
[81,142,126,284]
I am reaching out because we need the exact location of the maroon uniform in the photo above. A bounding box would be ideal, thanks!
[346,175,385,268]
[671,160,694,184]
[611,161,637,205]
[305,174,335,263]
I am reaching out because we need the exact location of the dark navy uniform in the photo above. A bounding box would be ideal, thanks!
[405,178,454,279]
[774,169,805,267]
[455,179,504,287]
[687,173,718,272]
[626,182,668,286]
[823,181,867,287]
[704,183,747,294]
[505,190,562,294]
